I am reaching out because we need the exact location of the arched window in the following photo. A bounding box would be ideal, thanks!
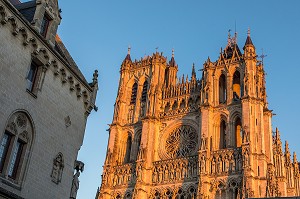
[234,117,242,147]
[133,133,142,161]
[220,120,227,149]
[141,81,148,102]
[124,135,132,163]
[233,71,241,100]
[0,111,33,183]
[130,83,138,104]
[219,74,227,104]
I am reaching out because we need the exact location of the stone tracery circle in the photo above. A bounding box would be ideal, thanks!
[164,125,198,158]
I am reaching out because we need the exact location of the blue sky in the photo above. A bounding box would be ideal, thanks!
[56,1,300,198]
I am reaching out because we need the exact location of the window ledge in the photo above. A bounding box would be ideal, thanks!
[0,175,22,191]
[26,89,37,98]
[0,185,24,199]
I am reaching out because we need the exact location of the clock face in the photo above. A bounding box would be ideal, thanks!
[165,125,198,158]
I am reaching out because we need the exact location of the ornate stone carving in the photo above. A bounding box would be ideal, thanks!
[51,153,64,184]
[70,170,80,199]
[16,114,27,128]
[165,125,198,158]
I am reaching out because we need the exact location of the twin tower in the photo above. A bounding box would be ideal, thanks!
[97,31,300,199]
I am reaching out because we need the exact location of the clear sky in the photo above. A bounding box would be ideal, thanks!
[56,1,300,198]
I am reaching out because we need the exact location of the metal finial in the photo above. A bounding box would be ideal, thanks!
[247,27,250,37]
[128,45,131,55]
[259,48,267,65]
[155,47,159,53]
[172,48,174,58]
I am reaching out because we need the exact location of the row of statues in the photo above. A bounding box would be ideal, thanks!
[152,158,198,183]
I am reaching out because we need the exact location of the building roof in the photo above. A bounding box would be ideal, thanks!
[245,35,254,46]
[9,0,89,85]
[14,0,36,22]
[8,0,21,5]
[54,35,88,84]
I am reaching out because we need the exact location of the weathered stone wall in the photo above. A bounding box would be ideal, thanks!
[0,1,92,198]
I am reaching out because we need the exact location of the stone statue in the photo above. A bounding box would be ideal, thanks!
[70,171,80,199]
[51,153,64,184]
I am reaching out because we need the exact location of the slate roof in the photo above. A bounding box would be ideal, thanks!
[54,35,88,84]
[245,35,254,46]
[13,0,36,22]
[8,0,89,85]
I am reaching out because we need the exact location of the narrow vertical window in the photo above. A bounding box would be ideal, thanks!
[220,120,227,149]
[233,71,241,100]
[124,135,132,163]
[27,62,38,92]
[235,117,242,147]
[0,132,12,173]
[40,14,50,37]
[8,140,24,179]
[130,83,138,104]
[141,81,148,102]
[219,74,227,104]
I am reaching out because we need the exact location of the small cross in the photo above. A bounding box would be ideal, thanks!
[259,48,267,65]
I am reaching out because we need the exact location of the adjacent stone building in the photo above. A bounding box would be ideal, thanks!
[97,31,300,199]
[0,0,98,198]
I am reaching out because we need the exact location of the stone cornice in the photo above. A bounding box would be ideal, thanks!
[0,0,97,116]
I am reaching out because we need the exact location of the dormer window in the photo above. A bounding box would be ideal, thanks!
[40,14,51,37]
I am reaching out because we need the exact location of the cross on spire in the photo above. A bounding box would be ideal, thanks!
[127,45,131,55]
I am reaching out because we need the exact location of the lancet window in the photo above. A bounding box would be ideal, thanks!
[130,83,138,104]
[0,111,33,184]
[220,120,227,149]
[233,71,241,100]
[124,135,132,163]
[141,81,148,102]
[133,133,142,161]
[234,117,242,147]
[219,74,227,104]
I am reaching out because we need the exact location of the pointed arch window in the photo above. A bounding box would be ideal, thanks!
[124,135,132,163]
[0,112,33,183]
[233,71,241,100]
[134,133,142,161]
[219,74,227,104]
[220,120,227,149]
[141,81,148,102]
[130,83,138,104]
[234,117,242,147]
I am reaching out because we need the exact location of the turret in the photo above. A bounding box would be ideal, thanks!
[243,28,256,59]
[165,49,178,87]
[121,47,132,71]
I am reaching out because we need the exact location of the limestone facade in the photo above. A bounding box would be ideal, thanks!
[98,31,300,199]
[0,0,97,198]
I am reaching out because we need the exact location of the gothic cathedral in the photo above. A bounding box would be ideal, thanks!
[97,31,300,199]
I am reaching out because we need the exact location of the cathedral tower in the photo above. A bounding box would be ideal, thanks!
[97,31,300,199]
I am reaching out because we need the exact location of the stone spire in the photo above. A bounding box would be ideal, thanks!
[244,28,254,46]
[285,141,292,165]
[124,46,132,61]
[293,152,298,164]
[191,63,196,79]
[169,49,177,67]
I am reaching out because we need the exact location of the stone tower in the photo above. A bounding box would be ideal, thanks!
[97,31,300,199]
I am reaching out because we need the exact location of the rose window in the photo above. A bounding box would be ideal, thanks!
[165,125,198,158]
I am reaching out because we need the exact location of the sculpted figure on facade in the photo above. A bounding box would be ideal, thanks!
[51,153,64,184]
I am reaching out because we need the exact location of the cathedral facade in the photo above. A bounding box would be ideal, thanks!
[98,32,300,199]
